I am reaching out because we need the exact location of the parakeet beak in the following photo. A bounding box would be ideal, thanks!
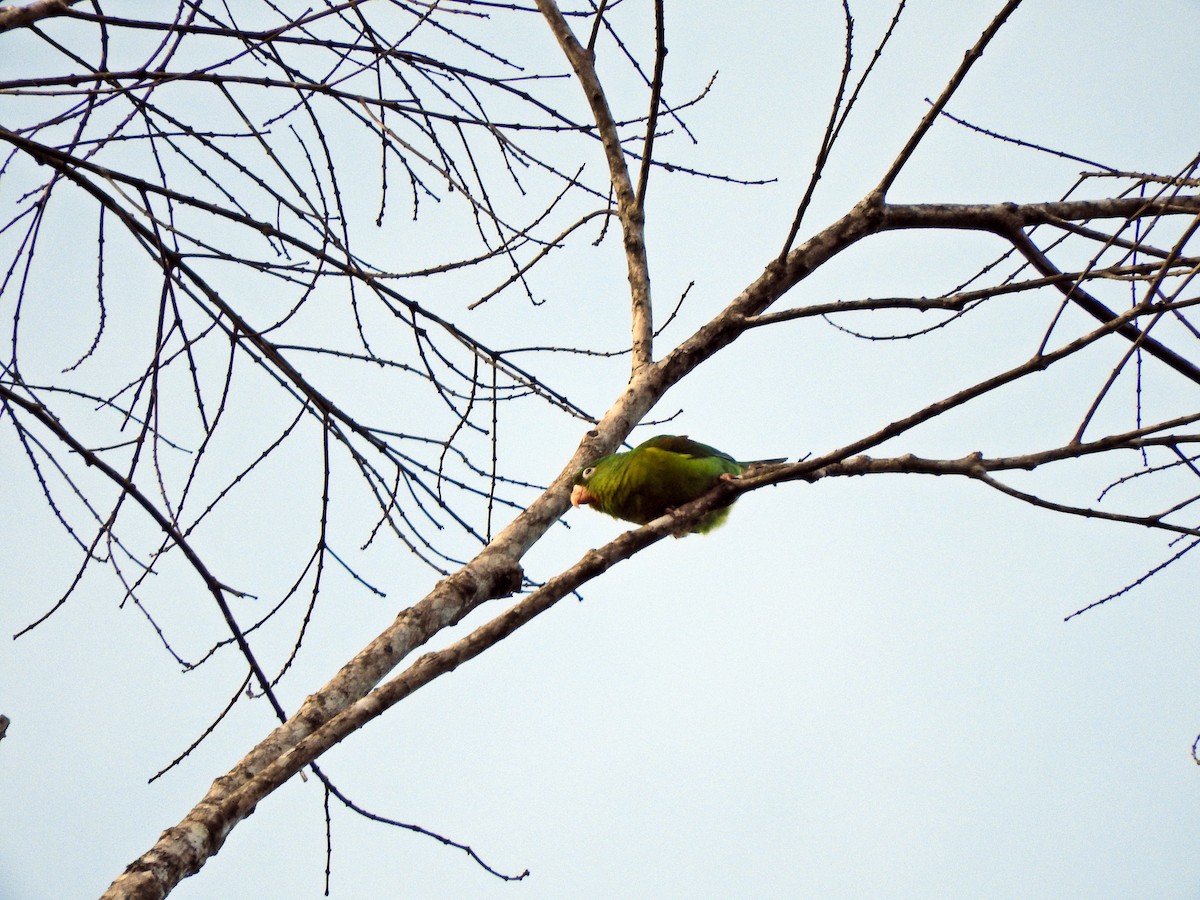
[570,484,594,508]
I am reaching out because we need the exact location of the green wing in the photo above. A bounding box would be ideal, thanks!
[638,434,785,467]
[637,434,737,463]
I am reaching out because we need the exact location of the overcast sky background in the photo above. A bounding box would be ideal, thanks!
[4,2,1200,898]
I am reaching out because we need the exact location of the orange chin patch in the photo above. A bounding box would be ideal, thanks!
[570,484,595,508]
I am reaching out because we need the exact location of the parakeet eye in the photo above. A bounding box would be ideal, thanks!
[581,466,596,481]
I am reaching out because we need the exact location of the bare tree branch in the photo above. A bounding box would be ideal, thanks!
[3,5,1198,897]
[0,0,79,33]
[536,0,654,373]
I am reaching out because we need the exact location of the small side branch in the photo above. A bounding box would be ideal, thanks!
[875,0,1024,196]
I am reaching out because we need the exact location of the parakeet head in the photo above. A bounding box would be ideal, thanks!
[569,463,601,509]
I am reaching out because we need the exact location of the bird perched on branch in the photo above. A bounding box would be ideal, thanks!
[570,434,785,535]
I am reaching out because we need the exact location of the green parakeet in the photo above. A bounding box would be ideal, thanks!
[570,434,784,534]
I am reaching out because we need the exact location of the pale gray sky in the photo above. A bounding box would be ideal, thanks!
[4,3,1200,899]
